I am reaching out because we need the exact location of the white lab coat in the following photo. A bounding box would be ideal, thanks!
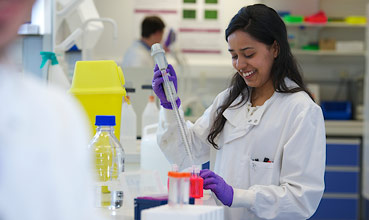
[157,78,326,220]
[122,40,154,68]
[0,63,103,220]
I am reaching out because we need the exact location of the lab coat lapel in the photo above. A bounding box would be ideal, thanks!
[222,91,278,144]
[222,98,253,144]
[216,79,294,151]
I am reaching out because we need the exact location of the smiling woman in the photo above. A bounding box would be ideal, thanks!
[227,30,277,106]
[209,3,314,149]
[152,3,326,220]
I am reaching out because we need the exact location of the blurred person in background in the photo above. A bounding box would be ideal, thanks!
[0,0,102,219]
[122,15,165,68]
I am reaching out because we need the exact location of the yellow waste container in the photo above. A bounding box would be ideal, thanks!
[69,60,126,139]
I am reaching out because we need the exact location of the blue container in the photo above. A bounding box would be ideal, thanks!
[320,101,352,120]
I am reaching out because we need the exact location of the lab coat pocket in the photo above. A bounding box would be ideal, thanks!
[249,159,274,186]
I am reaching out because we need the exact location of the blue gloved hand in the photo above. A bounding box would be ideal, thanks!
[200,169,234,207]
[152,64,181,109]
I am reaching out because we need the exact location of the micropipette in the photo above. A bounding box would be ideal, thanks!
[151,43,194,165]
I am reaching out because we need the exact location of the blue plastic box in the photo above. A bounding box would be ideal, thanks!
[320,101,352,120]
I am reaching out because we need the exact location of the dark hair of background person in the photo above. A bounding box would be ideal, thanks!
[207,4,314,150]
[141,16,165,38]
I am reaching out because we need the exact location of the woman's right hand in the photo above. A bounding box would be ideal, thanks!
[152,64,181,109]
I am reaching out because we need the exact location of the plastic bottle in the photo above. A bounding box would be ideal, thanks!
[298,26,309,49]
[168,171,191,206]
[141,95,159,138]
[88,115,125,210]
[120,88,137,153]
[40,51,70,90]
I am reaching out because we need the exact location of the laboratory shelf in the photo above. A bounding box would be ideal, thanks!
[286,22,366,28]
[292,49,366,56]
[325,120,363,136]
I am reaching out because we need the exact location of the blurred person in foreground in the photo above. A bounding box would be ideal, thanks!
[0,0,102,219]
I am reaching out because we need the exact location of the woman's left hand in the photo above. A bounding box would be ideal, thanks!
[200,169,234,207]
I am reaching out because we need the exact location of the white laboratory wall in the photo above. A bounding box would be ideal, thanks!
[91,0,366,102]
[260,0,319,15]
[91,0,260,63]
[90,0,260,137]
[32,0,52,35]
[92,0,134,62]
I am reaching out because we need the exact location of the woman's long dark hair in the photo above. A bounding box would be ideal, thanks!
[207,4,313,149]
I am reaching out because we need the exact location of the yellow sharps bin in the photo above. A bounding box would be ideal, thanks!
[69,60,126,139]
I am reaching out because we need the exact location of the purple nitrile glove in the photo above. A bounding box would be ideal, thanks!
[152,64,181,109]
[200,169,234,207]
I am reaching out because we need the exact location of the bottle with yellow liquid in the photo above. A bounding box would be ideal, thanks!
[88,115,125,209]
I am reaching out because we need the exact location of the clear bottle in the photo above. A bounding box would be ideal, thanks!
[120,90,137,153]
[88,115,125,210]
[141,95,159,137]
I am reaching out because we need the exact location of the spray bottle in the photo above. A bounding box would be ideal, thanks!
[40,51,70,90]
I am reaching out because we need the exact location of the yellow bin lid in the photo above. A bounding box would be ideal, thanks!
[69,60,126,96]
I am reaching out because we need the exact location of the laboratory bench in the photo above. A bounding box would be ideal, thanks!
[97,188,216,220]
[124,120,365,220]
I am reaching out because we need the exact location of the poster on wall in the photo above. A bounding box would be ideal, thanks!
[178,0,222,54]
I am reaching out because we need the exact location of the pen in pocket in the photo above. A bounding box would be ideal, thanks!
[252,157,273,163]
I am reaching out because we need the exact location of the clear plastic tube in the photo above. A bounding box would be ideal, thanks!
[161,70,194,164]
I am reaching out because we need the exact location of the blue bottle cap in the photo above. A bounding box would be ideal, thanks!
[95,115,116,126]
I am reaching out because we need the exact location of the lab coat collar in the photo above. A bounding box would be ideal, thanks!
[284,77,299,90]
[223,93,278,127]
[222,77,297,128]
[222,94,248,127]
